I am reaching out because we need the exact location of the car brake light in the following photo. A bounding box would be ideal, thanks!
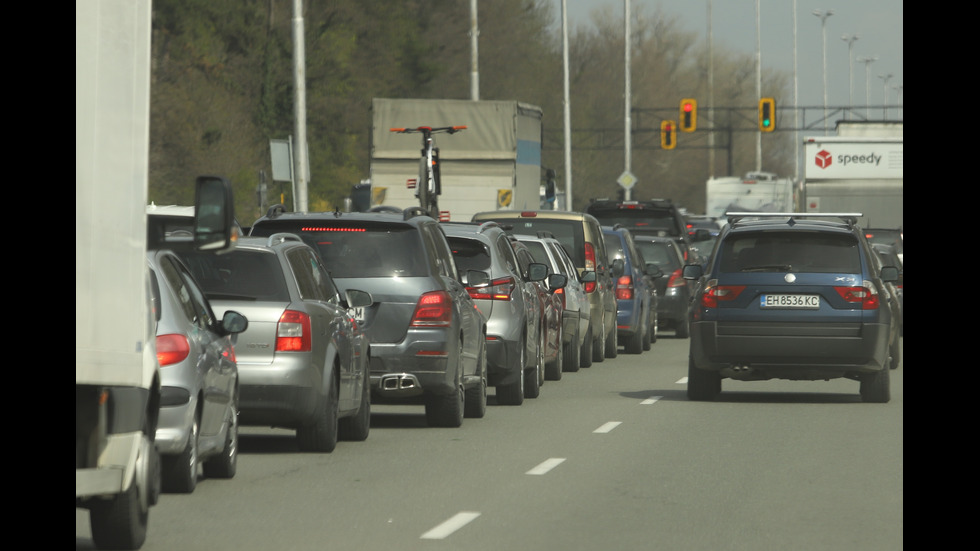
[700,281,746,308]
[667,269,686,288]
[156,334,190,366]
[584,243,596,271]
[277,310,312,352]
[411,290,453,327]
[616,275,634,300]
[834,281,880,310]
[467,276,515,301]
[554,287,566,309]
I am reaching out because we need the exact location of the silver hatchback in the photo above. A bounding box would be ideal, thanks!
[147,249,247,493]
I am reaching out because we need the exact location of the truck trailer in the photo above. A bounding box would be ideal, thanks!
[705,171,796,219]
[368,98,544,221]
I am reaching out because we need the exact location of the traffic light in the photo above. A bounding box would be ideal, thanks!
[660,120,676,150]
[679,98,697,132]
[759,97,776,132]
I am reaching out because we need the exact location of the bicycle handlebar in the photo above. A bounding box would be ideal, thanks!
[389,125,467,136]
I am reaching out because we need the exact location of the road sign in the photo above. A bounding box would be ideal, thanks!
[617,171,637,190]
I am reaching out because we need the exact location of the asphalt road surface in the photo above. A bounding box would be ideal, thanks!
[77,335,903,551]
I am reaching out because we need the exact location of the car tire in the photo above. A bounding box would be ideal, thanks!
[426,357,464,427]
[641,315,652,351]
[675,317,690,339]
[562,323,580,373]
[626,326,643,354]
[889,334,901,370]
[605,322,618,358]
[464,339,488,418]
[592,320,605,363]
[687,355,721,401]
[860,367,891,403]
[89,470,149,550]
[161,415,198,493]
[546,324,563,381]
[297,369,339,452]
[579,323,594,368]
[202,402,238,479]
[496,336,526,405]
[648,311,659,347]
[524,331,543,399]
[339,367,371,441]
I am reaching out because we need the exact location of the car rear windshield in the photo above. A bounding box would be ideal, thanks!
[603,233,625,261]
[634,241,679,270]
[587,209,679,237]
[719,232,861,273]
[447,236,491,272]
[480,218,586,268]
[180,249,291,302]
[252,220,426,278]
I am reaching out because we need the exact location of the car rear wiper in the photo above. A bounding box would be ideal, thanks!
[741,264,793,272]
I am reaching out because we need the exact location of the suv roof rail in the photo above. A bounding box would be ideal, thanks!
[726,212,862,229]
[611,223,625,231]
[477,221,503,233]
[402,206,429,220]
[266,232,303,246]
[265,203,287,219]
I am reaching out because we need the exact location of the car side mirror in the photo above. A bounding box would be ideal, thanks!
[547,273,568,292]
[646,263,664,279]
[682,264,703,280]
[220,310,248,335]
[466,270,490,287]
[879,265,899,283]
[344,288,373,309]
[610,258,625,278]
[527,262,548,282]
[579,270,597,284]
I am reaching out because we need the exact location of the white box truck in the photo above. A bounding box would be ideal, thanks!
[77,3,237,548]
[705,171,796,219]
[369,98,544,221]
[802,135,903,229]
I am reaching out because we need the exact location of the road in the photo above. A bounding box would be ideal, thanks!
[77,335,903,551]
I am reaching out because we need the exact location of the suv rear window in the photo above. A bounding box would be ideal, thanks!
[180,250,291,302]
[591,210,677,235]
[251,220,426,278]
[447,237,491,272]
[718,232,861,274]
[493,219,585,267]
[635,241,678,269]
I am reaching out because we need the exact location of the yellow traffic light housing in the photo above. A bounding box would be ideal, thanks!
[660,120,676,150]
[759,97,776,132]
[679,99,697,132]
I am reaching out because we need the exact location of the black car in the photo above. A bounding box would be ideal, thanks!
[633,235,693,338]
[682,212,901,402]
[584,197,700,265]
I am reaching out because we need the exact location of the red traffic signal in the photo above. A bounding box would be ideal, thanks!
[679,99,697,132]
[660,120,676,149]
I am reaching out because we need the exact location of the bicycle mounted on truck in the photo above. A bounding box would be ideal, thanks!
[389,125,466,220]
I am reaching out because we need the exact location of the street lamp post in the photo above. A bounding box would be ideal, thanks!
[878,72,893,119]
[841,33,859,119]
[856,55,878,118]
[812,9,834,133]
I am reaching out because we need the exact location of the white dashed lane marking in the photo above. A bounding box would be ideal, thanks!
[420,511,481,540]
[526,457,566,475]
[641,395,663,404]
[593,421,622,433]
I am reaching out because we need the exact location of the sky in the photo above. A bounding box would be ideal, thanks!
[560,0,903,119]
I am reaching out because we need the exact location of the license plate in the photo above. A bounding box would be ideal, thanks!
[760,294,820,309]
[353,306,366,323]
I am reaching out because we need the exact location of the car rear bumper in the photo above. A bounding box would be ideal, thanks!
[368,333,457,399]
[616,299,642,335]
[561,310,580,344]
[657,292,688,325]
[235,357,320,427]
[690,321,890,378]
[485,336,522,387]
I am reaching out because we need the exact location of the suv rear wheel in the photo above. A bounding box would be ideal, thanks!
[592,321,605,363]
[425,340,465,427]
[202,402,238,479]
[464,339,488,418]
[524,330,543,399]
[562,323,580,373]
[859,368,891,403]
[297,369,339,452]
[161,415,198,493]
[605,322,618,358]
[579,324,593,368]
[338,367,371,441]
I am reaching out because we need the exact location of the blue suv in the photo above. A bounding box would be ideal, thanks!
[602,225,662,355]
[682,213,901,403]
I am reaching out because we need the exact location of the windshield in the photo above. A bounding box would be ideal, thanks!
[719,232,861,273]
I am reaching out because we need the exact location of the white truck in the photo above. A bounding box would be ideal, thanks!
[705,172,797,219]
[77,2,237,548]
[803,122,903,229]
[368,98,544,221]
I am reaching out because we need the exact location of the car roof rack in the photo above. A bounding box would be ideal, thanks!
[726,212,861,229]
[266,232,304,246]
[402,206,429,220]
[265,203,288,219]
[535,230,556,239]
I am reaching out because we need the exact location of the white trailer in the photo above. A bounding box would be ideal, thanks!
[369,98,544,221]
[705,172,796,219]
[803,135,903,229]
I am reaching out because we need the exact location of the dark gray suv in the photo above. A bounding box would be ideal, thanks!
[250,206,490,427]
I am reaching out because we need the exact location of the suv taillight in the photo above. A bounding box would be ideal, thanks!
[411,290,453,327]
[667,269,686,288]
[834,281,880,310]
[616,275,634,300]
[700,280,745,308]
[277,310,312,352]
[156,334,190,366]
[467,276,515,301]
[584,243,596,271]
[555,287,566,309]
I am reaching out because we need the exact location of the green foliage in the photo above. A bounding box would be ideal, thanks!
[149,0,794,225]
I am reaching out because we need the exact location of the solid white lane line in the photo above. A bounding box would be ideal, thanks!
[526,457,566,475]
[420,511,481,540]
[677,377,688,384]
[641,395,663,405]
[593,421,622,433]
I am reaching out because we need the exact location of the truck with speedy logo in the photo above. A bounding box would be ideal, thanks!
[366,98,544,221]
[803,122,903,229]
